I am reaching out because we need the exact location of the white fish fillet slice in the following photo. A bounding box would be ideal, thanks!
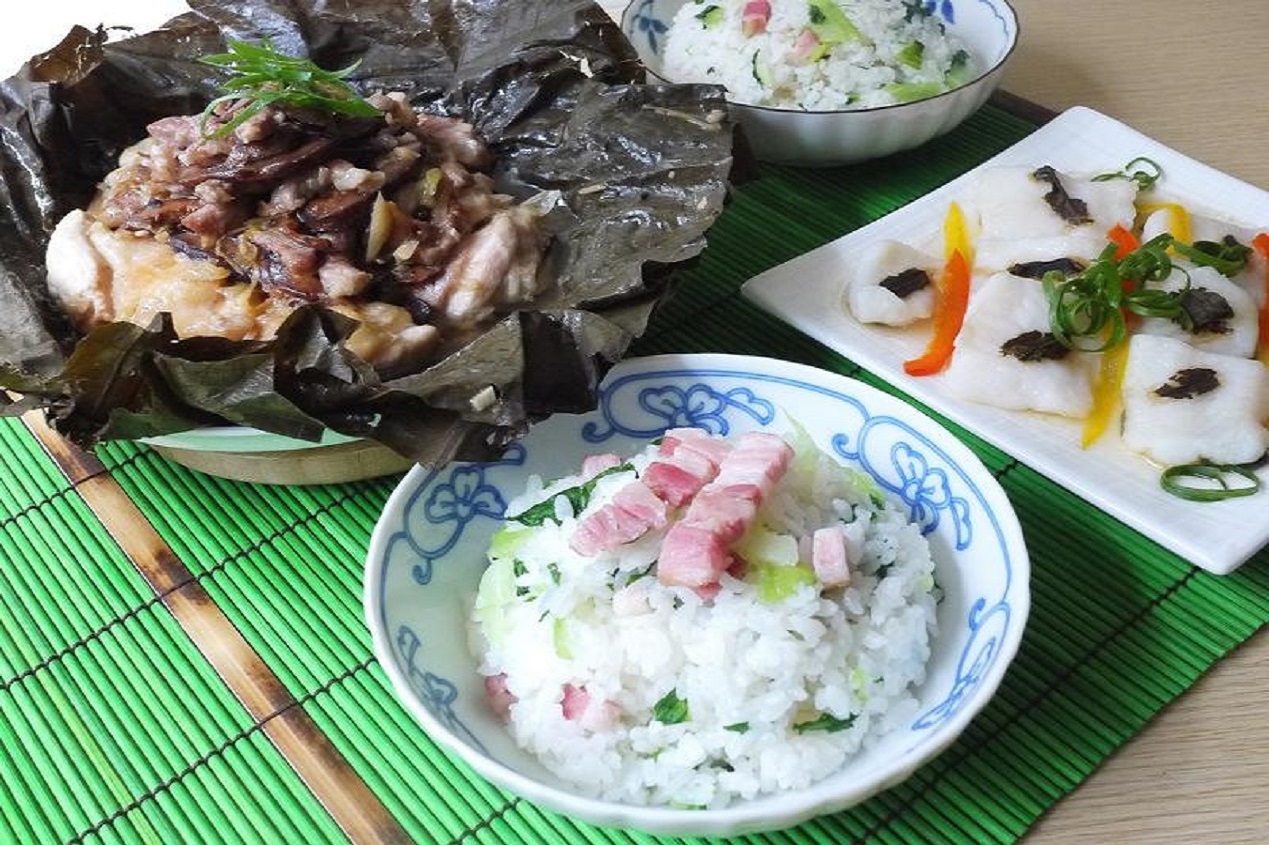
[1120,333,1269,466]
[938,271,1096,417]
[844,239,938,326]
[1133,263,1258,358]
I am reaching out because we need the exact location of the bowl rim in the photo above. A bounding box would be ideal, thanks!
[363,352,1031,835]
[621,0,1021,117]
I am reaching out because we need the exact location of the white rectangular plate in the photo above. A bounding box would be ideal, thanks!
[741,106,1269,575]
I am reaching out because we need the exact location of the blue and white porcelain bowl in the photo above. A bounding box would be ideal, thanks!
[620,0,1019,166]
[364,353,1029,836]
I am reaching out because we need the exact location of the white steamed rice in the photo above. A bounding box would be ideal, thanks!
[662,0,974,111]
[469,428,938,808]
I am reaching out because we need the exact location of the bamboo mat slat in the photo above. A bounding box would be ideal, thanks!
[0,101,1266,844]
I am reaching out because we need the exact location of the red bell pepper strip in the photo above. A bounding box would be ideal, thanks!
[1253,232,1269,364]
[1106,223,1140,261]
[903,248,971,376]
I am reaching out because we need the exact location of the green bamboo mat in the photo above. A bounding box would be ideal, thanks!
[2,101,1267,844]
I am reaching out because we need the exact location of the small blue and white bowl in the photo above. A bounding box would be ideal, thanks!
[621,0,1019,166]
[364,353,1029,836]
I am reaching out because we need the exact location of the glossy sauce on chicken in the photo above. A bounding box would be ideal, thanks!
[46,93,548,375]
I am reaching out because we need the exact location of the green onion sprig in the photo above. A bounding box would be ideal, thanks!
[198,39,380,138]
[1092,156,1164,191]
[1043,233,1191,352]
[1160,462,1262,502]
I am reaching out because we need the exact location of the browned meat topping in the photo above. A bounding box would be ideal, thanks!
[81,91,549,372]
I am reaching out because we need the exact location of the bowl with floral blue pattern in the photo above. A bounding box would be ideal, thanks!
[620,0,1019,165]
[364,352,1028,835]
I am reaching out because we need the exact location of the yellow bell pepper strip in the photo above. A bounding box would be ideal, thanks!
[1136,201,1192,246]
[903,248,971,376]
[1253,232,1269,364]
[942,201,973,265]
[1081,341,1131,447]
[1080,224,1142,447]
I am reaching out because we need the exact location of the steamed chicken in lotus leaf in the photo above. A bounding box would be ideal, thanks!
[46,47,551,377]
[844,162,1269,476]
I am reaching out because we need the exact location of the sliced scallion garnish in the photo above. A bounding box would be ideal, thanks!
[198,39,380,138]
[1092,156,1164,191]
[1160,463,1262,502]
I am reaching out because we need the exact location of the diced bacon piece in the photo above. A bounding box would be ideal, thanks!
[790,28,822,64]
[693,582,722,602]
[484,673,517,719]
[612,481,668,531]
[561,683,589,721]
[681,486,758,543]
[580,452,622,479]
[812,526,851,588]
[643,460,709,507]
[569,480,668,556]
[561,684,620,731]
[742,0,772,37]
[660,427,733,466]
[657,524,731,587]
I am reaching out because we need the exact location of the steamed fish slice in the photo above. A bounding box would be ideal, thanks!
[1120,333,1269,466]
[970,165,1139,241]
[970,166,1138,273]
[1133,263,1258,358]
[973,233,1105,275]
[1140,207,1269,307]
[844,239,938,326]
[938,271,1096,417]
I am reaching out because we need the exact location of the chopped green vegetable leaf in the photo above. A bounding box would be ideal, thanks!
[723,721,750,733]
[793,712,857,734]
[488,525,533,560]
[198,39,380,138]
[653,689,691,724]
[552,617,573,658]
[884,81,944,102]
[547,562,562,586]
[903,0,931,21]
[512,559,530,598]
[510,462,635,526]
[750,559,817,603]
[945,48,973,87]
[897,40,925,69]
[807,0,868,45]
[695,4,724,26]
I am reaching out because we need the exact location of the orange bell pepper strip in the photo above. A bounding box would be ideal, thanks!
[903,203,974,377]
[903,248,971,376]
[1106,223,1140,261]
[1253,232,1269,364]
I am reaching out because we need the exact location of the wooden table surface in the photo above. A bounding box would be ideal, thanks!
[6,1,1268,842]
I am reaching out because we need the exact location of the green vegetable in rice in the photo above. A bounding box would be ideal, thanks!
[653,689,691,725]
